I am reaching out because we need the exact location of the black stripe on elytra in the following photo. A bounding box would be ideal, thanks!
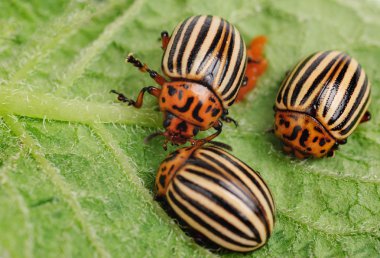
[283,125,302,141]
[222,35,244,95]
[196,19,225,75]
[204,146,274,215]
[210,22,230,83]
[277,69,295,104]
[300,52,343,105]
[174,174,260,242]
[198,149,271,234]
[186,160,267,224]
[218,25,236,86]
[291,51,332,106]
[167,18,189,73]
[168,189,250,248]
[202,22,231,88]
[322,55,350,117]
[192,102,204,122]
[173,97,194,112]
[176,16,201,76]
[184,168,260,239]
[339,92,369,136]
[299,129,310,147]
[187,15,213,74]
[185,165,258,213]
[225,60,246,106]
[328,62,361,125]
[333,76,369,132]
[282,53,315,106]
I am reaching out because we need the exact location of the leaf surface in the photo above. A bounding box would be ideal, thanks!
[0,0,379,257]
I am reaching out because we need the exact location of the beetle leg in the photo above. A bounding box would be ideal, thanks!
[191,121,223,146]
[360,111,371,123]
[221,116,238,127]
[126,54,167,86]
[161,31,170,50]
[221,111,238,127]
[110,86,161,108]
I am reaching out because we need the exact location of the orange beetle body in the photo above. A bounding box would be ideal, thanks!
[112,15,267,148]
[274,51,371,158]
[155,145,275,252]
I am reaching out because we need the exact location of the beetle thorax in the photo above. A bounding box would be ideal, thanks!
[159,81,224,130]
[274,110,337,158]
[155,146,197,198]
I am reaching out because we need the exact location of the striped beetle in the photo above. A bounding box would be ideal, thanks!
[274,50,371,158]
[111,15,266,149]
[155,144,275,252]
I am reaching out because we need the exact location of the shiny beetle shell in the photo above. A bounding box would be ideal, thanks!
[162,15,247,109]
[274,50,371,158]
[155,145,275,252]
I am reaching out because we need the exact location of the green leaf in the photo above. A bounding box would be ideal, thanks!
[0,0,379,257]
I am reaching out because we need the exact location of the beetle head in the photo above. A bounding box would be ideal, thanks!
[162,112,200,147]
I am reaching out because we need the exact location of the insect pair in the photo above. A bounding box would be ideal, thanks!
[111,15,273,253]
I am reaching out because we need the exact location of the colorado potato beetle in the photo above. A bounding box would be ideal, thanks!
[274,50,371,158]
[111,15,266,149]
[155,144,275,252]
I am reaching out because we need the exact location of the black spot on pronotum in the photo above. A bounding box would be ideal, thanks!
[299,129,310,147]
[164,151,179,162]
[279,118,285,125]
[173,97,194,112]
[176,121,188,132]
[178,90,183,100]
[168,85,177,96]
[206,105,212,113]
[319,138,326,147]
[285,121,290,128]
[312,136,318,143]
[192,102,204,122]
[161,97,166,103]
[307,147,312,151]
[209,97,216,103]
[161,166,167,172]
[159,175,166,187]
[320,149,326,153]
[283,126,302,141]
[211,108,220,117]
